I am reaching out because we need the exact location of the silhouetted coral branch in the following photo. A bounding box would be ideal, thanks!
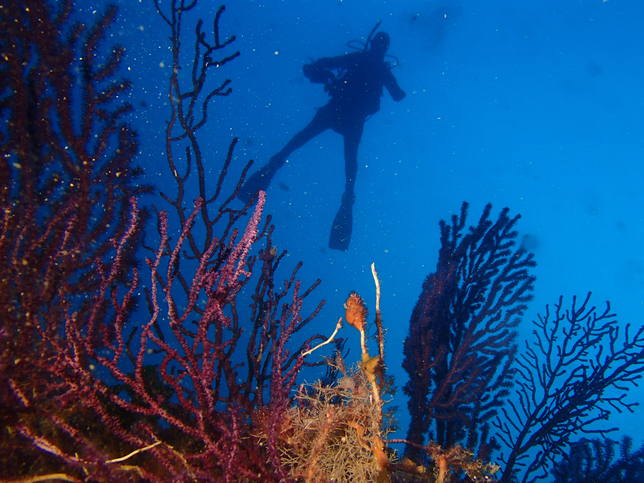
[495,293,644,482]
[403,202,536,465]
[552,436,644,483]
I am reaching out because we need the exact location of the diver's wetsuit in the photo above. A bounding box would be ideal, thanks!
[239,33,405,250]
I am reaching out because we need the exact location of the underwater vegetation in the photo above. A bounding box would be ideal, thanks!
[401,204,644,482]
[402,202,537,465]
[552,436,644,482]
[1,1,643,482]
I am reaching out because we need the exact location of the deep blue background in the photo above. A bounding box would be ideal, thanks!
[89,0,644,454]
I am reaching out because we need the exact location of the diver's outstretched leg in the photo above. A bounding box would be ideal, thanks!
[238,111,329,203]
[329,122,362,251]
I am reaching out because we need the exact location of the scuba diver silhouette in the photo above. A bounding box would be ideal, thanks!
[238,28,405,250]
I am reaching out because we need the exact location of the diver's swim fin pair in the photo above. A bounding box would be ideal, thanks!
[328,191,354,251]
[240,167,354,251]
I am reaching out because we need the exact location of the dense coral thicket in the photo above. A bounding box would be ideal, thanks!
[1,3,149,477]
[403,203,536,462]
[495,294,644,482]
[0,0,147,378]
[0,1,326,480]
[403,204,643,482]
[552,436,644,483]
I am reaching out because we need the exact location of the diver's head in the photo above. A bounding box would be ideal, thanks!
[369,31,390,56]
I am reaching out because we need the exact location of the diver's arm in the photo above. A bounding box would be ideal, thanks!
[384,70,406,101]
[303,54,354,84]
[303,63,333,84]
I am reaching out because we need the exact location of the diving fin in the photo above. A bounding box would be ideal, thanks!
[329,192,354,251]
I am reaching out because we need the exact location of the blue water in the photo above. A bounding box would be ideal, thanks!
[100,0,643,461]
